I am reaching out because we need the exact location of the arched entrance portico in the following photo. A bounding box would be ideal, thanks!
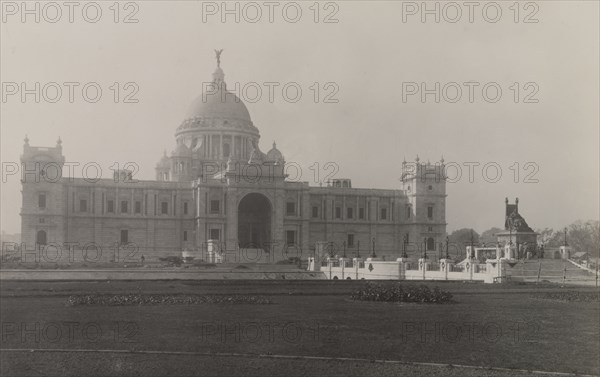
[238,193,272,250]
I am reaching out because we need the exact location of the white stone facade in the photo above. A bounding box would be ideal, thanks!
[20,59,447,263]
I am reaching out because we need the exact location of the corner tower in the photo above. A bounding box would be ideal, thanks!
[20,136,66,251]
[400,156,447,256]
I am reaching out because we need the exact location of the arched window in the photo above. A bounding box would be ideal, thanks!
[427,237,435,251]
[36,230,47,247]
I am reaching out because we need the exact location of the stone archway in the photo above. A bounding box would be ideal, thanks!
[238,193,272,250]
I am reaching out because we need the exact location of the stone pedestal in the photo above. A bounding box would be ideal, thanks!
[353,257,364,278]
[324,257,334,279]
[181,249,199,262]
[485,259,508,283]
[396,257,410,279]
[207,239,223,263]
[463,257,474,280]
[339,257,351,279]
[560,246,572,260]
[418,258,428,279]
[439,258,453,280]
[504,244,516,260]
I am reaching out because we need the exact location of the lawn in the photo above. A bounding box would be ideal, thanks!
[1,280,598,376]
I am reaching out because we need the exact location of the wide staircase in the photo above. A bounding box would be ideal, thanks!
[506,258,597,285]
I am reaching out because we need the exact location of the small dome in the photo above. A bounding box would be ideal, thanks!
[157,150,170,168]
[266,142,285,164]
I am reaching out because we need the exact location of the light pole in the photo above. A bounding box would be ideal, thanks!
[445,236,450,259]
[470,229,475,259]
[356,240,360,258]
[371,237,376,258]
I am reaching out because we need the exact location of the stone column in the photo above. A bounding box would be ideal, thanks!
[219,134,222,159]
[339,257,350,279]
[353,257,363,280]
[225,188,238,262]
[271,188,285,262]
[464,258,474,281]
[308,257,319,271]
[396,257,410,280]
[418,258,427,280]
[300,188,310,259]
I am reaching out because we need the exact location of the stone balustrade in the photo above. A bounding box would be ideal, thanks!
[309,249,515,284]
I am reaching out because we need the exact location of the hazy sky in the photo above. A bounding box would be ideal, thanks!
[1,1,598,234]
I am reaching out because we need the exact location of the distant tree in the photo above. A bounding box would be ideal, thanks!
[567,220,600,256]
[480,227,503,245]
[536,221,600,256]
[536,227,557,247]
[448,228,480,258]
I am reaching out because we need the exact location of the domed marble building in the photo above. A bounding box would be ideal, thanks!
[20,54,447,263]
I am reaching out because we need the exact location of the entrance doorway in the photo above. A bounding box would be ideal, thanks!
[238,193,271,250]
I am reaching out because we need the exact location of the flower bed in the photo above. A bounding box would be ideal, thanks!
[532,291,599,302]
[350,283,453,303]
[66,294,273,306]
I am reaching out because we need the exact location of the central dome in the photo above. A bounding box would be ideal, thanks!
[185,90,251,123]
[173,53,262,166]
[184,67,251,123]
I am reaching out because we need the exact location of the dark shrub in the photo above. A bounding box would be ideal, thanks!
[191,259,216,268]
[533,291,599,302]
[351,283,453,304]
[66,294,273,306]
[276,257,301,265]
[159,256,183,266]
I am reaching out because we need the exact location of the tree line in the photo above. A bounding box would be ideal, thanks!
[448,220,599,257]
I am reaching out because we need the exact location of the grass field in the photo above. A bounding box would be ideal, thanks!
[1,280,598,376]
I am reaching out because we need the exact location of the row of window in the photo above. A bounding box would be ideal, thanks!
[306,205,395,221]
[287,203,398,221]
[103,200,189,216]
[38,194,434,220]
[406,185,435,192]
[307,204,434,220]
[38,193,192,216]
[119,229,191,244]
[38,194,220,217]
